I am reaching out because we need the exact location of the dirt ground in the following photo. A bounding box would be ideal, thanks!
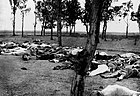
[0,35,140,96]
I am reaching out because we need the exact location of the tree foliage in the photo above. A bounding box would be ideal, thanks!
[80,0,91,34]
[35,0,57,35]
[9,0,18,36]
[119,0,133,38]
[17,0,31,37]
[62,0,82,34]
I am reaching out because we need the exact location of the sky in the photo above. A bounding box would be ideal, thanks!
[0,0,140,33]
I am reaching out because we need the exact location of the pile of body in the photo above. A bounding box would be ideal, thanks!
[0,40,140,81]
[0,40,83,62]
[91,52,140,81]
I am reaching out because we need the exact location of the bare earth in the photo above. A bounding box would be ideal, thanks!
[0,35,139,96]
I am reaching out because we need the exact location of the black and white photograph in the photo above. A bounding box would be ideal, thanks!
[0,0,140,95]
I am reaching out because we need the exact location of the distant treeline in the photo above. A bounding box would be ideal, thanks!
[0,30,139,38]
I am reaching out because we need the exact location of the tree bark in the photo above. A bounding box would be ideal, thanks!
[50,20,53,40]
[13,6,16,36]
[70,74,85,96]
[41,19,45,36]
[85,24,89,34]
[34,13,37,36]
[126,23,128,38]
[126,16,129,38]
[74,24,76,33]
[22,11,24,37]
[57,0,62,46]
[70,0,104,96]
[69,25,73,35]
[85,0,102,53]
[44,22,46,36]
[66,25,68,33]
[102,19,107,41]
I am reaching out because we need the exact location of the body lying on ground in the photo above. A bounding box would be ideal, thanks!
[100,62,140,81]
[89,84,140,96]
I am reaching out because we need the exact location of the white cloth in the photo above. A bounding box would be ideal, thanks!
[101,84,140,96]
[1,47,28,56]
[121,53,140,59]
[70,48,83,55]
[89,64,109,76]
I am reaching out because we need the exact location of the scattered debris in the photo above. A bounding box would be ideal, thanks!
[21,67,27,70]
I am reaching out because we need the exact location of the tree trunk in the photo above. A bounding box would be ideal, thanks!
[22,11,24,37]
[85,24,89,35]
[41,26,43,36]
[138,20,140,33]
[34,13,37,36]
[69,25,73,35]
[135,4,140,45]
[70,74,85,96]
[126,23,128,38]
[70,0,104,96]
[57,0,62,46]
[69,25,74,35]
[137,20,140,44]
[44,22,46,36]
[50,20,53,40]
[41,19,45,36]
[66,25,68,33]
[74,24,76,33]
[126,16,129,38]
[13,6,16,36]
[102,19,107,41]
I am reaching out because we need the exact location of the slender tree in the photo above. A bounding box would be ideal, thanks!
[56,0,62,46]
[9,0,18,36]
[80,0,91,34]
[18,0,30,37]
[131,4,140,45]
[136,4,140,33]
[101,0,112,41]
[33,0,37,36]
[63,0,82,35]
[48,0,56,40]
[136,4,140,45]
[35,0,56,37]
[120,0,133,38]
[35,1,46,36]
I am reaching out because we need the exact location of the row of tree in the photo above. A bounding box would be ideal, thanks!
[8,0,140,96]
[9,0,140,39]
[9,0,140,41]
